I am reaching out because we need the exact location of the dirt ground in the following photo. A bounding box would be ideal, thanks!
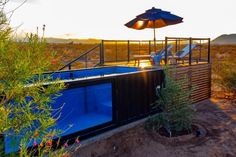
[72,98,236,157]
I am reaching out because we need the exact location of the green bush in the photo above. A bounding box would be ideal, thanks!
[0,4,65,156]
[146,67,194,136]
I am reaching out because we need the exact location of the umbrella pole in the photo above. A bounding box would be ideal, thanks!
[153,21,157,52]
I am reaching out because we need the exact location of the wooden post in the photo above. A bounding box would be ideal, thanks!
[208,38,211,63]
[189,37,192,66]
[165,37,168,65]
[127,40,130,62]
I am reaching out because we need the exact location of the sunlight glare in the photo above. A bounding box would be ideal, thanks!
[139,61,150,68]
[137,20,145,28]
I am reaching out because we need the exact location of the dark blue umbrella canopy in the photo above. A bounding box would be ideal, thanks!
[125,7,183,30]
[125,7,183,52]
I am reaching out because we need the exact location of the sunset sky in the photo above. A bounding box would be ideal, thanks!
[6,0,236,40]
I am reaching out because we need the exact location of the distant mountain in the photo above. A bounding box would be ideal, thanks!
[212,34,236,45]
[45,37,101,44]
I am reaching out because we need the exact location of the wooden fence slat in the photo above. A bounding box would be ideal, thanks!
[173,63,211,102]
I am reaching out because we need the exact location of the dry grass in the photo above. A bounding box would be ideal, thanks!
[46,43,236,66]
[211,45,236,98]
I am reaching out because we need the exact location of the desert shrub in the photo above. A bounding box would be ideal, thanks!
[19,134,81,157]
[211,45,236,98]
[213,58,236,96]
[146,67,194,136]
[0,2,67,156]
[221,71,236,95]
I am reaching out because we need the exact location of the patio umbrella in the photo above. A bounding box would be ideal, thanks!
[125,7,183,52]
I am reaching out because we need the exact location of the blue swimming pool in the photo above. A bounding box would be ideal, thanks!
[53,83,113,136]
[50,67,140,136]
[49,66,140,80]
[4,66,142,154]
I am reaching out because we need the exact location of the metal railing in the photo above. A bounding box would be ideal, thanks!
[102,39,165,63]
[59,37,211,71]
[164,37,211,65]
[59,44,102,71]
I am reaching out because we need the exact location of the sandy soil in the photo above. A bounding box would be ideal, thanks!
[72,98,236,157]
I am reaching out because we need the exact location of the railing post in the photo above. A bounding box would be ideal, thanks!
[149,40,151,54]
[178,39,181,52]
[68,64,71,70]
[139,41,141,55]
[100,40,104,65]
[189,37,192,66]
[85,55,88,68]
[165,37,168,65]
[199,40,202,60]
[175,39,178,53]
[115,41,118,62]
[127,40,130,62]
[208,38,211,63]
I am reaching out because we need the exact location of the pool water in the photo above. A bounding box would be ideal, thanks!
[50,66,140,80]
[53,83,112,136]
[4,66,139,154]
